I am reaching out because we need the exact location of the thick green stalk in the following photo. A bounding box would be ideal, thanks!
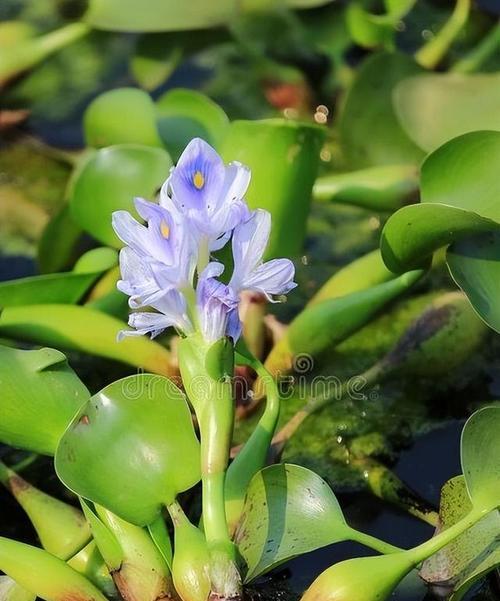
[415,0,470,69]
[178,336,242,600]
[407,507,488,565]
[344,527,401,555]
[225,347,281,533]
[451,22,500,74]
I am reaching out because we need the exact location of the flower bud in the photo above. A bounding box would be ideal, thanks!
[171,518,211,601]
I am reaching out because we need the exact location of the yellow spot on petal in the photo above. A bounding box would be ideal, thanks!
[193,170,205,190]
[160,220,170,239]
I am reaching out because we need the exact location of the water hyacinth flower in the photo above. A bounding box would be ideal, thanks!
[112,138,296,343]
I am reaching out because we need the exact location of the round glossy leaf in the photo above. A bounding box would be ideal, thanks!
[234,464,351,582]
[156,89,229,160]
[394,73,500,153]
[338,52,424,168]
[447,231,500,333]
[70,144,172,247]
[381,131,500,272]
[0,346,89,455]
[461,406,500,513]
[56,374,201,526]
[84,88,163,148]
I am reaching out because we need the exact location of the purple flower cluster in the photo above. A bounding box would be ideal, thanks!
[112,138,296,343]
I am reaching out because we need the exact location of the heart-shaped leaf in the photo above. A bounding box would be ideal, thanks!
[56,374,201,526]
[0,345,89,455]
[234,464,352,582]
[0,304,175,377]
[447,231,500,334]
[156,88,229,160]
[394,73,500,153]
[381,131,500,272]
[421,475,500,600]
[70,144,172,247]
[461,406,500,513]
[84,88,163,148]
[338,52,424,168]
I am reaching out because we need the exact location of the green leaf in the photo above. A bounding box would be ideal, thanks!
[83,0,331,32]
[73,247,118,274]
[0,304,175,377]
[131,34,183,90]
[345,3,394,49]
[84,88,163,148]
[421,475,500,601]
[148,515,173,569]
[338,52,424,168]
[220,119,325,258]
[156,88,229,160]
[235,464,352,582]
[312,164,419,212]
[0,463,91,560]
[70,144,172,247]
[0,247,117,309]
[80,500,123,570]
[394,73,500,153]
[37,206,82,274]
[263,269,423,380]
[0,537,107,601]
[381,131,500,272]
[461,406,500,514]
[0,271,100,308]
[0,345,89,455]
[447,232,500,333]
[95,506,175,601]
[55,374,201,526]
[0,23,90,86]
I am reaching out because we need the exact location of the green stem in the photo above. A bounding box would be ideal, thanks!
[451,22,500,73]
[407,506,487,565]
[197,237,210,275]
[415,0,470,69]
[225,348,281,532]
[346,527,401,555]
[0,23,91,85]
